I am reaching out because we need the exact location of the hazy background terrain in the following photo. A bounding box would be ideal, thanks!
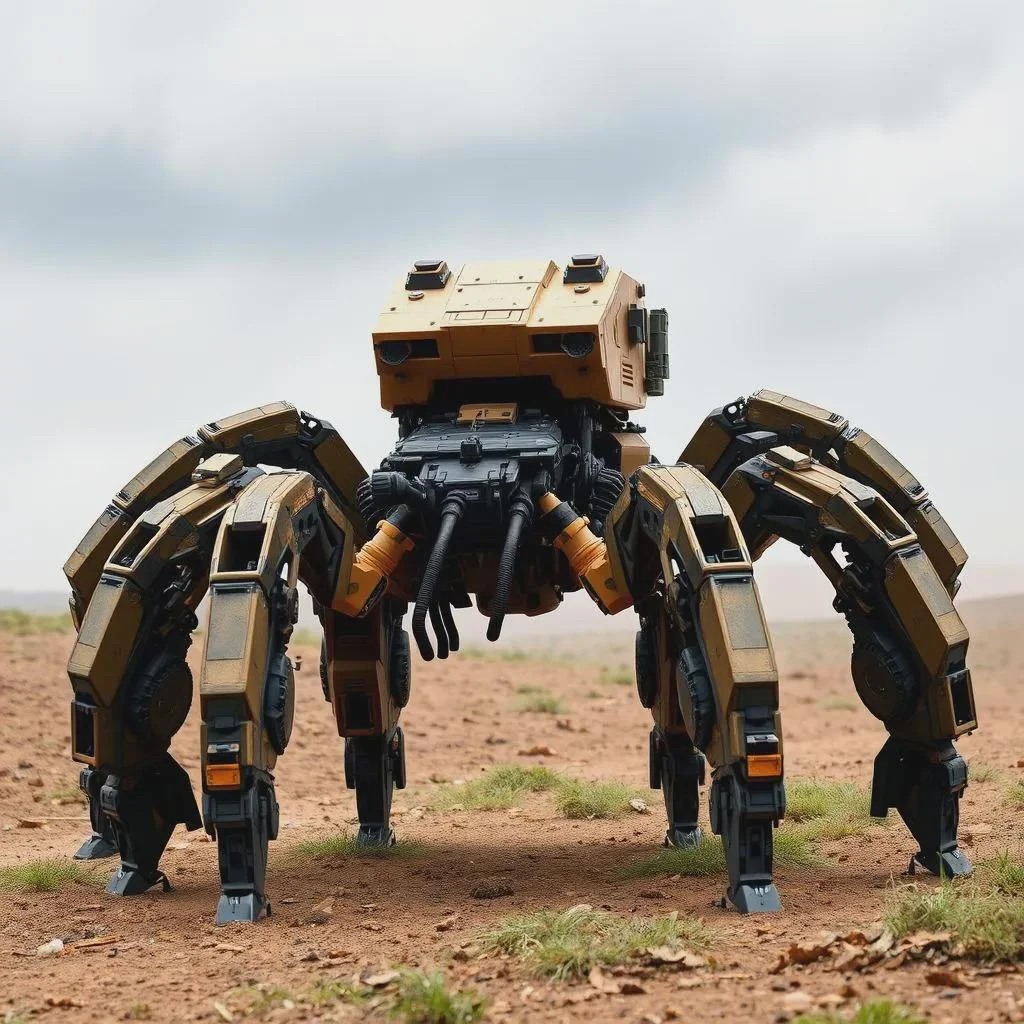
[1,2,1020,637]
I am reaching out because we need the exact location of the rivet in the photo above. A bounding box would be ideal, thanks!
[408,291,425,301]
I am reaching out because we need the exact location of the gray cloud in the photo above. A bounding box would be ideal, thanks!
[1,1,1021,600]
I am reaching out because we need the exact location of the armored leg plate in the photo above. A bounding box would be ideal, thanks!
[710,768,784,914]
[345,727,405,847]
[75,768,118,860]
[101,754,201,895]
[204,773,279,925]
[650,728,704,848]
[871,737,971,878]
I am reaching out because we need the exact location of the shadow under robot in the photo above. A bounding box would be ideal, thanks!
[64,256,978,923]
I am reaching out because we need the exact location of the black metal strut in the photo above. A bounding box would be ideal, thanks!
[412,494,466,661]
[487,491,534,642]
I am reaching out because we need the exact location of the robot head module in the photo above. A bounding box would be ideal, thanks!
[372,256,669,413]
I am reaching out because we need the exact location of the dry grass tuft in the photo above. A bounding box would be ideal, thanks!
[793,999,925,1024]
[1003,779,1024,808]
[479,904,713,979]
[621,825,821,879]
[391,970,487,1024]
[289,833,420,860]
[514,690,566,714]
[0,608,73,635]
[885,853,1024,961]
[434,765,561,811]
[554,778,644,820]
[0,858,98,893]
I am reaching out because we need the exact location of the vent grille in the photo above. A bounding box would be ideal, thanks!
[621,361,635,389]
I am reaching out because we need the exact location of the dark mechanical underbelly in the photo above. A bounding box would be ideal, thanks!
[382,417,564,547]
[357,413,576,660]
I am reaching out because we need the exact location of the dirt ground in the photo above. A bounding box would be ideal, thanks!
[2,595,1023,1024]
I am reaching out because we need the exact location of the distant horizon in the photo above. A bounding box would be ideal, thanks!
[6,560,1021,642]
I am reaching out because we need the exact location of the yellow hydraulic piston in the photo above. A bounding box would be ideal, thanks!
[335,516,414,618]
[537,492,632,614]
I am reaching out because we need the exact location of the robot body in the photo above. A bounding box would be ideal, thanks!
[63,256,976,921]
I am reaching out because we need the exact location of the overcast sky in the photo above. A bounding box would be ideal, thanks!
[2,2,1020,610]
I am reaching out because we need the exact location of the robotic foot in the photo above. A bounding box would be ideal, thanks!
[356,826,397,848]
[76,834,119,861]
[101,754,201,897]
[871,737,972,879]
[216,892,270,924]
[710,767,784,914]
[345,727,406,847]
[650,728,704,850]
[205,774,279,926]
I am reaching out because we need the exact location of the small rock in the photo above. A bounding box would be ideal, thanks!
[639,889,668,900]
[619,979,647,995]
[629,797,650,814]
[470,880,515,900]
[36,938,64,957]
[782,991,813,1014]
[305,897,334,925]
[300,950,319,962]
[518,744,558,757]
[363,969,400,988]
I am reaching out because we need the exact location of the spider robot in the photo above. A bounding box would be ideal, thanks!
[64,256,977,923]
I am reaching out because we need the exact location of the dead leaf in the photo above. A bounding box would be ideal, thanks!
[212,1001,234,1022]
[588,966,621,994]
[782,991,813,1014]
[214,943,245,953]
[926,968,977,989]
[619,979,647,995]
[44,997,83,1009]
[841,923,884,945]
[16,818,45,829]
[781,936,835,967]
[518,745,558,757]
[900,930,951,951]
[362,969,400,988]
[647,945,706,968]
[306,897,334,925]
[816,994,846,1010]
